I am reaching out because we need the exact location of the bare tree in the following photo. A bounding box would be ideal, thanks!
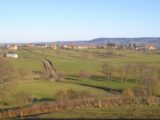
[117,66,123,83]
[123,64,131,83]
[157,68,160,81]
[109,65,114,82]
[143,68,151,96]
[139,65,155,96]
[101,62,113,81]
[138,64,147,84]
[130,64,139,83]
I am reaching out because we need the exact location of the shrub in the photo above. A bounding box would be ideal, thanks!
[150,79,160,96]
[146,96,159,105]
[14,92,32,106]
[122,89,134,98]
[55,89,92,100]
[79,70,89,78]
[134,87,146,97]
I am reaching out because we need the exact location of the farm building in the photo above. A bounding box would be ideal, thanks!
[4,52,18,58]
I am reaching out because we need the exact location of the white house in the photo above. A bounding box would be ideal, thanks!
[4,52,18,58]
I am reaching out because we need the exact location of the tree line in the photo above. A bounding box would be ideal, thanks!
[101,62,160,96]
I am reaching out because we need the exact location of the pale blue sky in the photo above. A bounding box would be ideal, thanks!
[0,0,160,43]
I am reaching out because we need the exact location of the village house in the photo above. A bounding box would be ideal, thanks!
[70,44,77,49]
[60,44,77,50]
[145,44,156,50]
[27,43,34,48]
[6,44,18,50]
[134,44,145,50]
[76,45,88,49]
[88,45,97,49]
[50,44,58,49]
[35,44,49,48]
[4,52,18,59]
[60,44,68,49]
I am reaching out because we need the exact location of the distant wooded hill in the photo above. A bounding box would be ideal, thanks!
[56,37,160,47]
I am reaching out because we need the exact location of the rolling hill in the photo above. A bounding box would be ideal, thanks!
[56,37,160,47]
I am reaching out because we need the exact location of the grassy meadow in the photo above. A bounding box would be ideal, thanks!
[4,48,160,98]
[38,105,160,119]
[1,47,160,118]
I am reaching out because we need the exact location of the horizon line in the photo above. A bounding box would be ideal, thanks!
[1,36,160,44]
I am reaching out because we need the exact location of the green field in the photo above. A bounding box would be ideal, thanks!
[13,48,160,74]
[1,48,160,118]
[37,105,160,119]
[9,48,152,99]
[4,48,160,100]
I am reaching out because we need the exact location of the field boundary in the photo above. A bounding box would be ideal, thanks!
[0,97,160,119]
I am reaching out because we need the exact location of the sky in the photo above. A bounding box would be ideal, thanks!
[0,0,160,43]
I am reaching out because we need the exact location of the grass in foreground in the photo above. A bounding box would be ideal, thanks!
[37,105,160,119]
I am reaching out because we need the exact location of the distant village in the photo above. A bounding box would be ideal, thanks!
[29,42,157,50]
[0,42,158,59]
